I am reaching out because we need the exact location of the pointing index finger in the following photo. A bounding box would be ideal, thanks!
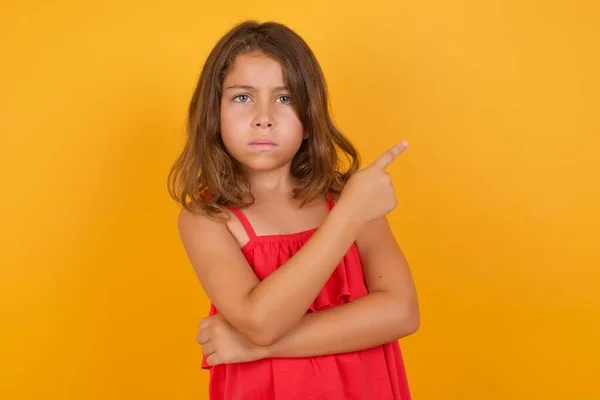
[372,141,408,169]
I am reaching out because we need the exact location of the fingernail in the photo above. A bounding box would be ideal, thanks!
[400,141,408,147]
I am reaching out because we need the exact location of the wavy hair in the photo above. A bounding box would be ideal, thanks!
[167,20,360,217]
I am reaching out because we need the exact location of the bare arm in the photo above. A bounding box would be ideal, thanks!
[265,216,419,357]
[179,203,361,346]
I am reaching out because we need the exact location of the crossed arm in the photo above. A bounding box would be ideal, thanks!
[179,204,419,358]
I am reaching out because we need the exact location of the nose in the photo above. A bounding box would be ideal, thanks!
[253,116,273,129]
[252,103,275,129]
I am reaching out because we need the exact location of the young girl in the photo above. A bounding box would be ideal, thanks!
[169,20,419,400]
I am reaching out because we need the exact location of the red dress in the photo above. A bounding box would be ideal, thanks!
[202,197,411,399]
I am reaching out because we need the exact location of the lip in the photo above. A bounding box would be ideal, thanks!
[249,139,276,145]
[248,139,277,151]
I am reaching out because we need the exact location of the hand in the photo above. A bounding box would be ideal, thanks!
[196,314,269,366]
[338,141,408,226]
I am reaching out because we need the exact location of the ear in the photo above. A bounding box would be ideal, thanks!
[303,131,309,140]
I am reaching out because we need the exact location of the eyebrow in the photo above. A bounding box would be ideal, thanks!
[224,84,289,91]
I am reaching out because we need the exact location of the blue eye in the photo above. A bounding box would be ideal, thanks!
[233,94,250,102]
[277,96,292,104]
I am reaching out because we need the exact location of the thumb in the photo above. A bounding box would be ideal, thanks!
[371,141,408,169]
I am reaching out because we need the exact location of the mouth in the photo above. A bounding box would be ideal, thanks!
[248,140,277,151]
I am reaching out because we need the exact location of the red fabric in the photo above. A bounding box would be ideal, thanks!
[202,198,411,399]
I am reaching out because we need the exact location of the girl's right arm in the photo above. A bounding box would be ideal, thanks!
[179,202,360,347]
[179,143,407,346]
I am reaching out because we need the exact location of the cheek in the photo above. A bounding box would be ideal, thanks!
[276,109,304,142]
[220,105,249,151]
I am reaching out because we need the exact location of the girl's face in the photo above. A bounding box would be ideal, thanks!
[220,51,305,174]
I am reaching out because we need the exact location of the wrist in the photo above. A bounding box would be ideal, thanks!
[328,197,364,236]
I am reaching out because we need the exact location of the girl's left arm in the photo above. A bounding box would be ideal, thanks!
[265,215,420,358]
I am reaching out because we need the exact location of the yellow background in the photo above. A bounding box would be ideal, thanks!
[2,0,598,399]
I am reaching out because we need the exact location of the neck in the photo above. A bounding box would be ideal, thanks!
[242,166,298,199]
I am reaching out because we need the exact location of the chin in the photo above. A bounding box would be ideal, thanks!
[240,157,292,172]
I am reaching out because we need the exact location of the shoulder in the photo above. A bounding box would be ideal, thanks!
[178,202,227,235]
[178,202,243,242]
[176,204,249,271]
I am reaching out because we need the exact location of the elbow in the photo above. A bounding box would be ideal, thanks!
[396,300,420,337]
[245,329,278,347]
[247,333,278,347]
[404,310,420,335]
[243,313,281,347]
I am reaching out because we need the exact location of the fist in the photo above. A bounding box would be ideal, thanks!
[339,141,408,225]
[197,314,268,366]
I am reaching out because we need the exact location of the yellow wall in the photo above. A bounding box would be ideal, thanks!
[2,1,598,399]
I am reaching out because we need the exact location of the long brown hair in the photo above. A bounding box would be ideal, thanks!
[167,20,360,217]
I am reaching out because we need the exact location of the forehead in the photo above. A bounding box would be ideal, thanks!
[223,51,286,87]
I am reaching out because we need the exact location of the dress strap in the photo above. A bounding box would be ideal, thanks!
[229,207,257,240]
[325,196,335,211]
